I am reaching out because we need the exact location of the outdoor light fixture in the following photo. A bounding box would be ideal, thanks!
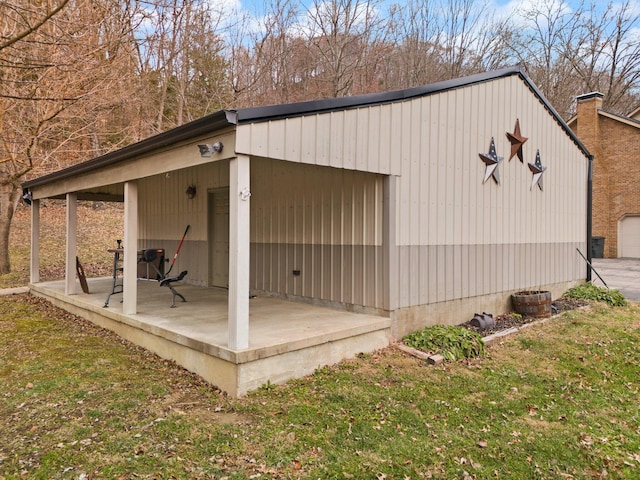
[185,184,197,199]
[22,189,32,205]
[197,142,223,157]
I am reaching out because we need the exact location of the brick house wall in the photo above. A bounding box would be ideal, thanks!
[571,93,640,258]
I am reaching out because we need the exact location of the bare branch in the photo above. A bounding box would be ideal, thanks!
[0,0,71,51]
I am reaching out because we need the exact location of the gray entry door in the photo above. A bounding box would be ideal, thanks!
[208,189,230,287]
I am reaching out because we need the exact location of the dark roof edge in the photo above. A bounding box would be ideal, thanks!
[23,110,235,189]
[599,108,640,127]
[234,66,526,123]
[517,69,591,159]
[234,65,591,159]
[23,65,590,191]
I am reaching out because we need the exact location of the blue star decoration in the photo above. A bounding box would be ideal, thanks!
[528,149,547,191]
[479,137,503,184]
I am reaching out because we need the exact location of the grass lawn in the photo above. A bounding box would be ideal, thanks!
[1,293,639,479]
[1,201,123,289]
[2,201,640,479]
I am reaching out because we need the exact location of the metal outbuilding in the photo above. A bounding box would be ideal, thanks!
[22,66,591,396]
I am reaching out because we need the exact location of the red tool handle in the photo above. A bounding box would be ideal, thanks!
[166,224,190,275]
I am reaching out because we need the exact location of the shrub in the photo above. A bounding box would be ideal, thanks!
[563,283,627,307]
[403,325,485,361]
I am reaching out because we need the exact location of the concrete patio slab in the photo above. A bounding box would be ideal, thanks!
[29,277,391,397]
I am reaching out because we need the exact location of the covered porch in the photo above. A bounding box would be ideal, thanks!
[29,277,391,397]
[22,106,396,398]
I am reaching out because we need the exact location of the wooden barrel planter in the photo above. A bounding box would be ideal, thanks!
[512,290,552,318]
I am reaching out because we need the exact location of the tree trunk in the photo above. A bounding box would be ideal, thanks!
[0,182,21,275]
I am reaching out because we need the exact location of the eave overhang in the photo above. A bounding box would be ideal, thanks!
[23,65,591,194]
[23,110,236,191]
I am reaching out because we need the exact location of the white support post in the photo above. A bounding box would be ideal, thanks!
[30,199,40,284]
[383,175,398,311]
[65,193,77,295]
[228,155,250,350]
[123,181,138,315]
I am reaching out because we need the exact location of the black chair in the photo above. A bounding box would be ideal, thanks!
[140,248,188,307]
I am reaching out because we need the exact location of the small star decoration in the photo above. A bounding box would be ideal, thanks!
[506,119,528,162]
[479,137,503,184]
[528,150,547,191]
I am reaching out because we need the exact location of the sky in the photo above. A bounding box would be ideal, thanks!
[228,0,581,18]
[209,0,640,55]
[216,0,621,35]
[231,0,639,21]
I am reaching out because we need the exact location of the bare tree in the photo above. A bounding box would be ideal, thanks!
[177,4,230,120]
[227,0,307,107]
[0,0,144,273]
[303,0,389,98]
[135,0,230,130]
[377,0,514,92]
[560,0,640,114]
[383,0,444,89]
[506,0,586,118]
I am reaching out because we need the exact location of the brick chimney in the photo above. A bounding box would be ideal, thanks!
[575,92,603,158]
[576,92,608,255]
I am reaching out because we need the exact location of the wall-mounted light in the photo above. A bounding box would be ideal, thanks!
[22,189,32,205]
[197,142,223,157]
[185,185,197,199]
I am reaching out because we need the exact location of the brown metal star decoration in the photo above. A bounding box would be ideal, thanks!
[506,119,528,162]
[528,149,547,191]
[479,137,503,185]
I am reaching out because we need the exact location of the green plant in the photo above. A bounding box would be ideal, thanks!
[403,325,485,361]
[260,380,276,391]
[563,283,627,307]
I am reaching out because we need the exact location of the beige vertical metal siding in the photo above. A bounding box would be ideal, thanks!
[138,158,385,307]
[250,159,385,309]
[389,76,587,308]
[138,161,230,286]
[236,109,398,175]
[137,74,586,312]
[236,74,587,311]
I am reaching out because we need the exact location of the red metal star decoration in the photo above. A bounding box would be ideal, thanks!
[506,119,528,162]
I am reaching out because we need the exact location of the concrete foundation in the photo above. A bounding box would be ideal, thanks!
[29,277,391,397]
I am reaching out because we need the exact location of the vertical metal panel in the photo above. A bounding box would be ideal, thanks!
[237,105,401,176]
[460,244,469,298]
[355,108,369,172]
[329,111,344,168]
[284,117,302,160]
[301,115,317,165]
[315,114,331,166]
[250,159,384,309]
[138,161,229,286]
[386,75,588,308]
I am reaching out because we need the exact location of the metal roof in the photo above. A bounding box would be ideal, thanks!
[23,65,591,190]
